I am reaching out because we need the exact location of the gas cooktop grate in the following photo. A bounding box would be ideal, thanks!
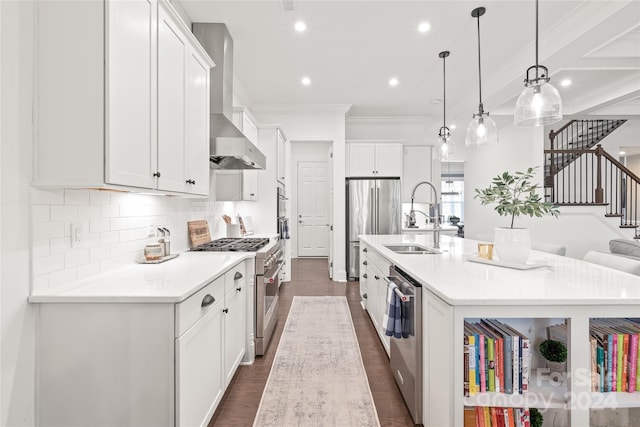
[190,237,270,252]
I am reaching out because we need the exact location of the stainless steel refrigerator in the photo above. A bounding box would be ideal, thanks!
[346,178,401,280]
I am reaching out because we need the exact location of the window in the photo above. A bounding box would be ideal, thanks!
[441,162,464,223]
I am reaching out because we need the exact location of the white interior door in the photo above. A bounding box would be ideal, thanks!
[298,161,330,257]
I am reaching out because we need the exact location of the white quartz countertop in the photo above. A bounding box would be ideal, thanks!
[360,234,640,306]
[28,251,253,304]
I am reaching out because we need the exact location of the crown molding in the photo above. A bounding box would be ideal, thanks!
[250,104,352,115]
[346,116,430,125]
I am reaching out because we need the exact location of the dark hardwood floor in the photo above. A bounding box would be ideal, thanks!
[208,257,417,427]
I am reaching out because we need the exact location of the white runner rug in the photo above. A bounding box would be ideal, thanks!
[253,296,380,427]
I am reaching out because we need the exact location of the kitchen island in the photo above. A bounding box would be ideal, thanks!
[359,234,640,427]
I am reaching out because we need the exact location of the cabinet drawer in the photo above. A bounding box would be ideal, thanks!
[368,248,391,274]
[176,276,224,337]
[224,262,246,294]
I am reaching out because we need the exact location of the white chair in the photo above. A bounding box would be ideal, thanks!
[532,242,566,256]
[583,251,640,276]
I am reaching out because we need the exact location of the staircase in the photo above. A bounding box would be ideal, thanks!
[544,119,627,183]
[543,119,639,237]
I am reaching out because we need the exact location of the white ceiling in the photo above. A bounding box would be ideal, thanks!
[178,0,640,126]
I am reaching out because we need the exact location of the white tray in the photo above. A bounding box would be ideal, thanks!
[137,254,180,264]
[466,255,548,270]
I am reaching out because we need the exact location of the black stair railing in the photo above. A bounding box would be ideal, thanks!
[546,119,627,182]
[544,144,640,238]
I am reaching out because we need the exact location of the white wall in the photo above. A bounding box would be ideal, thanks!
[1,1,35,424]
[289,141,331,258]
[253,111,347,280]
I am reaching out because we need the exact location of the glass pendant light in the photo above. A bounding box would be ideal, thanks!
[437,51,455,160]
[514,0,562,126]
[466,7,498,147]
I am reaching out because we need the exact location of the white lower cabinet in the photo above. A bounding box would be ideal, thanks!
[223,264,247,386]
[360,243,391,355]
[34,261,246,427]
[176,302,224,427]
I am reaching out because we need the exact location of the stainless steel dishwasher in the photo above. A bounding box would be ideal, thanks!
[387,265,423,425]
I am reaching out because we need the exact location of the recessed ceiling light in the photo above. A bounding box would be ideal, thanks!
[620,151,626,156]
[294,21,307,32]
[301,76,311,86]
[389,77,399,87]
[450,124,456,130]
[418,22,431,33]
[560,79,572,87]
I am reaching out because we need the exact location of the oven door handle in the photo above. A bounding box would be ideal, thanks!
[263,263,282,284]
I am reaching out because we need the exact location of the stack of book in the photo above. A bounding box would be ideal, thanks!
[465,406,531,427]
[589,318,640,393]
[464,319,531,396]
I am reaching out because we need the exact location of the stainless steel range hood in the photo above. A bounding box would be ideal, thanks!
[192,23,266,170]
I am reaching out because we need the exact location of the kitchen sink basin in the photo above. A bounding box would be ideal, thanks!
[384,244,441,255]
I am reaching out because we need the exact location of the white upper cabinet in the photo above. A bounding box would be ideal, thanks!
[401,146,433,202]
[347,142,402,177]
[105,0,156,189]
[184,49,211,196]
[34,0,214,196]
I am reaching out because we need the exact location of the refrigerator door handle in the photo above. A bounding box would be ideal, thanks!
[370,187,375,234]
[376,186,380,233]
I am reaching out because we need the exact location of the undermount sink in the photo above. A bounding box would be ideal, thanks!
[384,244,441,255]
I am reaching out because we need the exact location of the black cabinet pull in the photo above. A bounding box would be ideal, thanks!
[153,172,161,178]
[201,294,215,307]
[186,179,196,184]
[234,271,243,280]
[374,275,380,280]
[236,287,242,292]
[362,273,368,279]
[362,260,367,266]
[363,293,368,299]
[249,193,255,196]
[223,308,229,314]
[363,248,368,252]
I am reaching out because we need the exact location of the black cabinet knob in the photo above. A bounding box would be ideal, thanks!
[153,172,161,178]
[223,308,229,314]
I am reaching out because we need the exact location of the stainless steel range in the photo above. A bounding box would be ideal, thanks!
[190,237,284,356]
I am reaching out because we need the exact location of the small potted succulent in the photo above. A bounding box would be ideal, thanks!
[539,339,567,373]
[530,408,543,427]
[474,167,560,264]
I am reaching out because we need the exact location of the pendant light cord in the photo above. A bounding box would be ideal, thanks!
[443,54,446,129]
[476,13,482,106]
[535,0,540,80]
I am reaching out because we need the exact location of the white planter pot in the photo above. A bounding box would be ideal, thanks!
[493,227,531,264]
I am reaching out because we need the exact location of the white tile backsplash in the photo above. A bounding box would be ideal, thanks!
[31,187,224,292]
[64,189,90,205]
[101,205,120,217]
[32,205,50,222]
[33,221,65,240]
[50,205,78,221]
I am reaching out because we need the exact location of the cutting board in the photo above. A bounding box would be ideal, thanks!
[187,220,211,247]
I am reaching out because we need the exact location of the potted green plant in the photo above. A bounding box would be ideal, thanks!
[539,339,567,373]
[474,167,560,263]
[529,408,543,427]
